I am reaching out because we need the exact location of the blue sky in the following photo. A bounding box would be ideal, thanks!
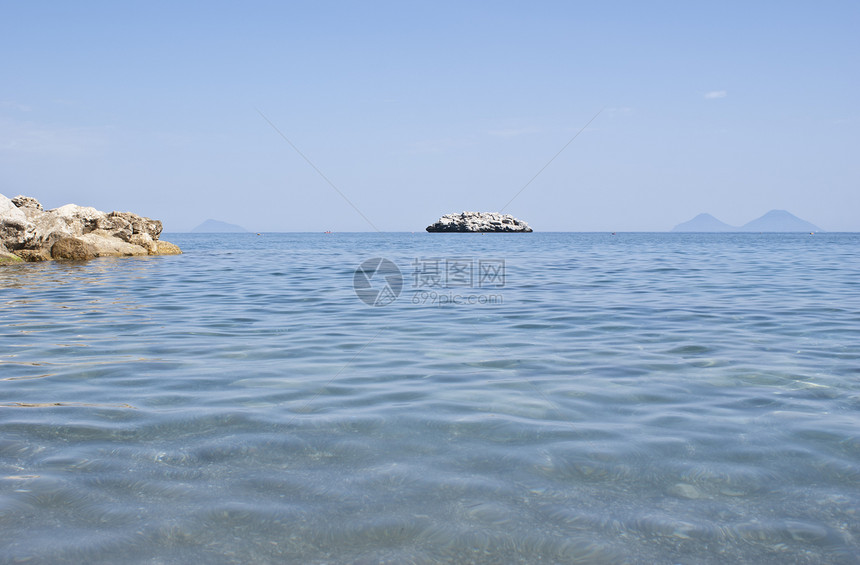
[1,1,857,231]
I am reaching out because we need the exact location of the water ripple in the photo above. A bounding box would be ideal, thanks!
[1,233,859,563]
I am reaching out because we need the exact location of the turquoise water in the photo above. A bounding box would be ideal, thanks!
[1,233,858,564]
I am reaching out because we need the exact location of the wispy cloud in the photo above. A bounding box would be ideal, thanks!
[704,90,727,99]
[487,126,541,138]
[407,135,478,154]
[0,101,32,112]
[0,118,110,155]
[605,106,633,118]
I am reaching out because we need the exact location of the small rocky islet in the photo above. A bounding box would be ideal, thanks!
[426,212,532,233]
[1,193,181,264]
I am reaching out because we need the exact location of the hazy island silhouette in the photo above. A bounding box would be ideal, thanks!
[672,210,821,232]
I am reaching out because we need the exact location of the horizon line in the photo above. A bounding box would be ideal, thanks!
[166,230,845,234]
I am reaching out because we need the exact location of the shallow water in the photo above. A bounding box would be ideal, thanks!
[1,232,859,564]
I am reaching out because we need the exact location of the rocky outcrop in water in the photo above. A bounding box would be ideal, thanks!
[426,211,533,233]
[0,193,181,263]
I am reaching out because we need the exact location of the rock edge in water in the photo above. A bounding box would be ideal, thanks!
[426,211,533,233]
[0,193,182,263]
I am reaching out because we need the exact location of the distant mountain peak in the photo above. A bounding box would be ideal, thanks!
[741,210,821,232]
[672,210,822,232]
[191,219,249,233]
[671,213,734,232]
[754,209,796,219]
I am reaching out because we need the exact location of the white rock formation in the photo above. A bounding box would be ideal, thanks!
[0,193,181,263]
[426,211,533,233]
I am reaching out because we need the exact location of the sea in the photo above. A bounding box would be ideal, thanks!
[1,232,858,564]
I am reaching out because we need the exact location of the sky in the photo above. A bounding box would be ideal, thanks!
[1,1,858,232]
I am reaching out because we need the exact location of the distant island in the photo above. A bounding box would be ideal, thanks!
[672,210,821,232]
[426,212,532,232]
[191,219,249,233]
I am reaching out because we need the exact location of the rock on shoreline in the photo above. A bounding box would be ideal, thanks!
[0,193,181,264]
[426,212,533,233]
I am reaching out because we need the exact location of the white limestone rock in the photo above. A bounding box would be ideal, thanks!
[426,211,533,233]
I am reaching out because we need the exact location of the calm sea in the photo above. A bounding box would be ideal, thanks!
[1,233,858,564]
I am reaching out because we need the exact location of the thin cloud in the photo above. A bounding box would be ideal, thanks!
[704,90,727,99]
[605,106,633,118]
[0,118,109,155]
[0,101,32,112]
[487,126,541,138]
[407,135,478,154]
